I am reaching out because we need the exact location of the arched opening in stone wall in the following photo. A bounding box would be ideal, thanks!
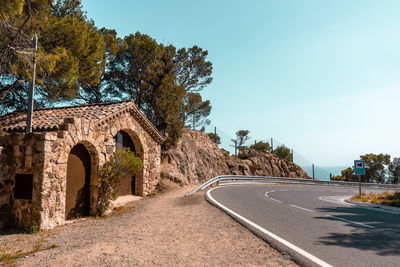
[65,144,91,219]
[114,130,144,196]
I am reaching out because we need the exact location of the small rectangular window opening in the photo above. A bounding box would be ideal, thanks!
[14,174,33,200]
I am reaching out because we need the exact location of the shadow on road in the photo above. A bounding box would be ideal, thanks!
[314,206,400,256]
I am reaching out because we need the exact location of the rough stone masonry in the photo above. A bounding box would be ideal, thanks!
[0,100,164,230]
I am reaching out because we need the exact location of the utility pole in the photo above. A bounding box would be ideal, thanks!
[271,138,273,151]
[234,140,237,156]
[26,34,38,133]
[230,139,238,156]
[312,164,315,179]
[291,149,294,162]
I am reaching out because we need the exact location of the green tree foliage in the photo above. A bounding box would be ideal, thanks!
[182,92,211,129]
[207,132,221,145]
[106,32,212,147]
[39,15,105,101]
[331,167,357,181]
[96,148,143,216]
[360,153,390,183]
[249,141,270,152]
[1,3,214,149]
[273,145,293,162]
[388,157,400,184]
[0,0,49,74]
[230,130,250,155]
[235,130,250,148]
[175,45,213,93]
[0,0,109,114]
[51,0,85,19]
[76,28,121,103]
[0,0,49,113]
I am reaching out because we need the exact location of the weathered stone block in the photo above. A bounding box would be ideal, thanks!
[0,101,164,230]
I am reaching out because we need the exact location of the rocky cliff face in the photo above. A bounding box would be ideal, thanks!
[161,129,309,185]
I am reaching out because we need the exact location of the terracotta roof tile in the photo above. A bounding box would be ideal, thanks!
[0,100,165,144]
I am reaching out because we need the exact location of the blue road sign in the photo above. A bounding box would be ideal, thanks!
[354,160,365,175]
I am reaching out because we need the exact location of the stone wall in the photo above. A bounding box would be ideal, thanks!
[0,111,161,230]
[39,112,161,229]
[0,133,45,229]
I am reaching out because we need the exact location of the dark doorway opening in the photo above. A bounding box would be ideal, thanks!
[114,131,137,195]
[66,144,91,219]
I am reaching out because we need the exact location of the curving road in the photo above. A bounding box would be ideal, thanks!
[207,184,400,267]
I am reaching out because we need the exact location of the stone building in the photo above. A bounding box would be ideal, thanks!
[0,100,164,230]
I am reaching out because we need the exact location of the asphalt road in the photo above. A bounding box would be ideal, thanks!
[207,184,400,267]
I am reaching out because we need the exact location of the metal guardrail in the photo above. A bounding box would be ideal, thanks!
[186,175,400,196]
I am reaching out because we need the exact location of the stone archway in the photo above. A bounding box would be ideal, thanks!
[65,144,91,219]
[114,130,144,196]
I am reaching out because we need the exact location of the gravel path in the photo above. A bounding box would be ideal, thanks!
[1,181,297,266]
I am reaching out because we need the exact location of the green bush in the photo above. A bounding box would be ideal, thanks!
[96,148,143,216]
[273,145,292,162]
[207,132,221,145]
[220,148,230,158]
[249,141,270,151]
[238,153,249,159]
[25,223,40,234]
[249,163,259,172]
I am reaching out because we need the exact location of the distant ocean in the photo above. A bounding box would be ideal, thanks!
[299,165,349,181]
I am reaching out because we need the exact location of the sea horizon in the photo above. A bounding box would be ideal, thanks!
[299,165,349,181]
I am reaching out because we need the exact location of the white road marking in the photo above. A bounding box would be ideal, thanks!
[318,196,354,206]
[289,204,315,213]
[270,197,282,203]
[207,188,332,267]
[328,215,376,229]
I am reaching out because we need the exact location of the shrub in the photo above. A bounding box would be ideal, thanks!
[249,141,270,151]
[249,163,259,172]
[25,223,40,234]
[238,153,249,159]
[96,148,143,216]
[207,132,221,145]
[351,191,400,207]
[220,148,230,158]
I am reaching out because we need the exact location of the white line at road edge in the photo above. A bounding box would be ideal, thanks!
[270,197,282,203]
[318,196,355,206]
[328,215,376,229]
[289,204,315,213]
[207,188,333,267]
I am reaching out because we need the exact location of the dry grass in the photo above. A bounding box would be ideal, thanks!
[351,191,400,207]
[0,232,58,265]
[0,250,29,265]
[0,244,58,265]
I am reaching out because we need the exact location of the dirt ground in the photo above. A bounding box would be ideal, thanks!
[0,181,297,266]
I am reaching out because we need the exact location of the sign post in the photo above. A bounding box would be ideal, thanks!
[354,160,365,196]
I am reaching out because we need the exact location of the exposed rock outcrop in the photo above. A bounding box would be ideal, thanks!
[161,129,309,185]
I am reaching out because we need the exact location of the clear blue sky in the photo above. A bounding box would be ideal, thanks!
[82,0,400,166]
